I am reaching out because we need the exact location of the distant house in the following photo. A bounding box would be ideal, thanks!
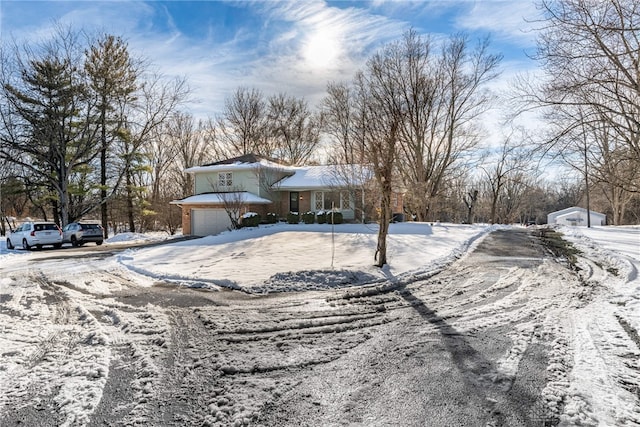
[547,206,606,226]
[170,154,390,236]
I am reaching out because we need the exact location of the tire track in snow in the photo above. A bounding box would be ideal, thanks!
[257,229,561,426]
[6,227,634,426]
[0,273,111,427]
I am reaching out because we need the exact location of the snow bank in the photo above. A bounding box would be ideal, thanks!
[558,225,640,425]
[560,226,640,338]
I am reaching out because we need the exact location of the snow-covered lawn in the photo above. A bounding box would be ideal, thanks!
[115,222,494,292]
[1,222,496,297]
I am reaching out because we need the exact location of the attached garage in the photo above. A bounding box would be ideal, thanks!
[171,192,274,236]
[191,208,232,237]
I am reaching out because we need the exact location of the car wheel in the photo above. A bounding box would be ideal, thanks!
[96,241,103,246]
[6,239,14,250]
[71,236,78,247]
[22,239,31,251]
[53,243,62,249]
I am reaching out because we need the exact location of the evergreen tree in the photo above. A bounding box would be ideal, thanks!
[85,34,138,237]
[1,29,98,225]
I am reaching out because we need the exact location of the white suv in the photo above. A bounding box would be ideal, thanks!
[6,221,63,250]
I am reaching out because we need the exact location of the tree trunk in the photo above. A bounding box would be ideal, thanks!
[375,182,393,267]
[100,105,109,239]
[126,171,135,232]
[490,196,498,224]
[57,160,69,226]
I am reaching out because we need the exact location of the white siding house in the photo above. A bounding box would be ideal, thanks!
[547,207,606,226]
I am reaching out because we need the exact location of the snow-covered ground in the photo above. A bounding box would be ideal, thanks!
[1,223,491,283]
[115,222,495,292]
[560,225,640,346]
[1,222,639,426]
[557,225,640,426]
[0,222,495,426]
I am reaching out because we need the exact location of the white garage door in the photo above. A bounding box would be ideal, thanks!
[191,208,232,236]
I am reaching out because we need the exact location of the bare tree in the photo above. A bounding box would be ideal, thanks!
[588,120,638,224]
[146,112,218,233]
[499,172,535,224]
[217,87,269,157]
[513,0,640,201]
[353,49,404,267]
[268,93,322,164]
[396,31,501,222]
[480,132,533,224]
[163,112,218,198]
[0,161,10,235]
[321,29,499,265]
[322,82,362,164]
[463,190,479,224]
[118,74,189,232]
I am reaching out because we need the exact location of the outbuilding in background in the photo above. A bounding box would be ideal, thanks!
[547,206,606,226]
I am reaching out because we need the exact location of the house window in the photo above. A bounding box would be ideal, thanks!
[313,191,352,211]
[324,191,340,210]
[314,192,324,210]
[341,191,351,210]
[218,172,232,188]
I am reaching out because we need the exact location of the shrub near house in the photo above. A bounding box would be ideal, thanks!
[287,212,300,224]
[327,211,343,224]
[241,212,261,228]
[265,213,278,224]
[302,212,315,224]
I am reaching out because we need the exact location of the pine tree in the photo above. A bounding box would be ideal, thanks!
[2,35,98,226]
[85,34,138,237]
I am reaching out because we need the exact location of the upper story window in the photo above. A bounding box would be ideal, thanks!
[218,172,233,188]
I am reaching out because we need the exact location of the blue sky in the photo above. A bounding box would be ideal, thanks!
[0,0,542,120]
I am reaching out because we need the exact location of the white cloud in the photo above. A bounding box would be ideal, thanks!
[0,0,542,129]
[113,0,410,118]
[455,0,541,46]
[1,1,154,45]
[233,1,408,107]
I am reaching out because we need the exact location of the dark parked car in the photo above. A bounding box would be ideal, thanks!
[62,222,104,246]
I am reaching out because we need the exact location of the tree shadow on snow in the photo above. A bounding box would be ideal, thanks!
[396,285,555,426]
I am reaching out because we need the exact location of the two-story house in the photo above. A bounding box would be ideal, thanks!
[170,154,380,236]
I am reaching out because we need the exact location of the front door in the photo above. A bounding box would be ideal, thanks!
[289,192,299,213]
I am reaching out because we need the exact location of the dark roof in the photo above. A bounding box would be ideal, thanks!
[202,153,288,167]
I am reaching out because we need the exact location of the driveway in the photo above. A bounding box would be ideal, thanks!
[0,229,620,426]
